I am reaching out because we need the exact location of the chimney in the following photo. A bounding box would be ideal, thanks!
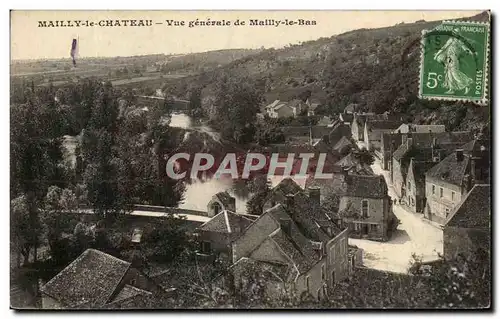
[285,194,295,210]
[456,149,464,162]
[308,186,321,207]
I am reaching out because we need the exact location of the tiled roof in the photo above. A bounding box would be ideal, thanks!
[272,178,303,196]
[445,184,491,228]
[328,122,352,146]
[332,136,354,152]
[367,120,402,130]
[265,100,281,110]
[344,174,388,198]
[40,249,131,308]
[409,160,436,184]
[198,210,254,234]
[340,113,354,123]
[213,191,234,206]
[425,140,490,186]
[108,285,152,305]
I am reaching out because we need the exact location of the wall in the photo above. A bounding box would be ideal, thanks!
[392,158,404,198]
[444,226,490,260]
[339,196,388,241]
[232,214,280,263]
[41,294,64,309]
[326,228,349,286]
[294,259,327,301]
[425,177,463,223]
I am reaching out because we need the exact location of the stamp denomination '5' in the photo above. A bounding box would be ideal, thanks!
[419,20,490,104]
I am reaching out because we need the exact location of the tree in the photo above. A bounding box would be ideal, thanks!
[212,74,263,144]
[353,148,375,166]
[41,186,78,263]
[11,195,41,267]
[246,175,272,215]
[188,86,203,118]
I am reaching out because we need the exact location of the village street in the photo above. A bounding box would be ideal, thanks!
[349,143,443,273]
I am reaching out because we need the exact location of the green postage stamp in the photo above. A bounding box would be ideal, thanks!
[419,20,490,105]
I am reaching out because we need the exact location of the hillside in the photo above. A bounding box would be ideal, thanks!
[164,11,490,134]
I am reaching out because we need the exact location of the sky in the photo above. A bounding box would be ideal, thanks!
[10,10,483,60]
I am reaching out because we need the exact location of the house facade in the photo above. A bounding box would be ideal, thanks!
[363,120,402,151]
[265,100,295,118]
[338,174,398,241]
[404,159,436,214]
[393,124,446,134]
[195,210,256,261]
[231,187,350,301]
[443,184,490,260]
[424,139,490,224]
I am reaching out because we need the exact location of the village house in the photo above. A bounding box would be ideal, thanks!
[207,192,236,217]
[195,210,256,260]
[405,159,436,214]
[351,112,404,142]
[393,124,446,134]
[40,249,168,309]
[443,184,490,260]
[363,119,402,151]
[265,100,294,118]
[343,103,359,114]
[390,131,474,200]
[339,112,354,125]
[262,178,304,212]
[424,139,490,224]
[328,122,352,147]
[380,132,403,170]
[231,186,350,301]
[305,98,321,116]
[338,173,398,241]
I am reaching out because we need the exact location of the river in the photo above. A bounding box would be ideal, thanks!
[169,112,251,213]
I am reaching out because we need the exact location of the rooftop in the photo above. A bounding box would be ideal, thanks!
[445,184,491,229]
[40,249,131,308]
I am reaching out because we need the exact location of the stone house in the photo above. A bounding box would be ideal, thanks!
[424,139,490,224]
[207,192,236,217]
[328,122,352,147]
[363,119,402,151]
[393,124,445,134]
[443,184,490,260]
[265,100,294,118]
[262,178,304,212]
[231,188,350,301]
[351,113,368,141]
[380,132,403,170]
[195,210,256,260]
[390,132,474,200]
[404,159,436,214]
[40,249,167,309]
[338,174,398,241]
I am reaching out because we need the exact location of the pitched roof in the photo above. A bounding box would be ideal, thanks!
[328,122,352,146]
[340,113,354,123]
[409,160,436,184]
[108,285,152,305]
[212,191,234,206]
[40,249,131,308]
[395,124,446,133]
[273,177,303,196]
[265,100,281,110]
[344,174,388,198]
[231,257,298,283]
[332,136,354,152]
[445,184,491,228]
[367,120,402,131]
[198,210,254,234]
[425,139,490,186]
[344,103,359,113]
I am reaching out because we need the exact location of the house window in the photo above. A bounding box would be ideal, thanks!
[440,187,443,198]
[432,185,435,195]
[445,208,450,217]
[408,181,411,190]
[370,224,378,232]
[452,192,455,201]
[201,241,211,254]
[330,246,336,264]
[361,200,369,218]
[306,276,310,292]
[130,279,136,286]
[317,288,322,301]
[321,264,326,281]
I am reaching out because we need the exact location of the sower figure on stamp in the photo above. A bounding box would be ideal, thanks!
[433,31,475,94]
